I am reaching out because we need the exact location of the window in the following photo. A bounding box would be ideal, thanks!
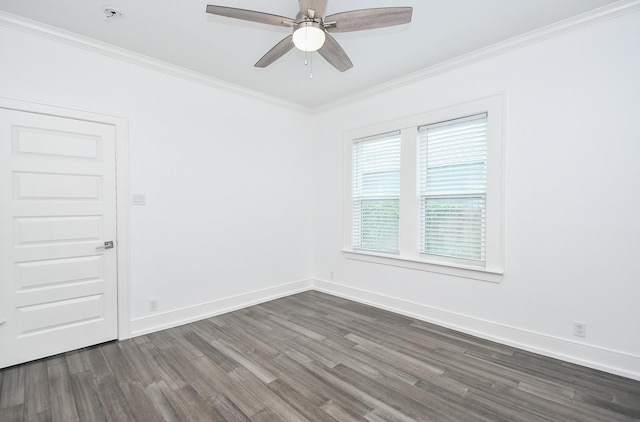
[418,114,487,266]
[352,132,401,254]
[343,96,504,281]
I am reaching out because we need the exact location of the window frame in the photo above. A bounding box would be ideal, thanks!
[342,95,505,283]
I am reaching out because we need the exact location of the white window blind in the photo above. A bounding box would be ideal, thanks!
[352,132,401,254]
[418,114,487,264]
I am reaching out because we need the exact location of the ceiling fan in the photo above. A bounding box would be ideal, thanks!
[205,0,413,72]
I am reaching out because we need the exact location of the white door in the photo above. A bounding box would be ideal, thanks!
[0,108,118,368]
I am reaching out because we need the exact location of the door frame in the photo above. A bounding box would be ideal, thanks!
[0,96,131,340]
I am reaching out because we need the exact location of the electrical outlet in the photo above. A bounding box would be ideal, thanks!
[149,299,158,312]
[573,321,586,338]
[132,193,146,205]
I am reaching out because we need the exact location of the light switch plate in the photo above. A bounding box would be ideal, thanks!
[132,193,146,205]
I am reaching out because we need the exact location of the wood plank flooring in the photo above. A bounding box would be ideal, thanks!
[1,291,639,421]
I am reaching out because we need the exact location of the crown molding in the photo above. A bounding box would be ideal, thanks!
[0,11,312,114]
[313,0,640,112]
[1,0,638,114]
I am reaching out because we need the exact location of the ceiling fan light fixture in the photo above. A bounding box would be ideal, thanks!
[293,21,325,52]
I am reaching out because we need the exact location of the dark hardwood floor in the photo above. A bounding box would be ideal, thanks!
[1,290,639,421]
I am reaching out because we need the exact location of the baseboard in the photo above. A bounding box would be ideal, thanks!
[129,277,639,380]
[312,279,640,381]
[130,279,313,337]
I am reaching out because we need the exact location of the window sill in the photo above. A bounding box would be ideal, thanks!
[342,250,504,283]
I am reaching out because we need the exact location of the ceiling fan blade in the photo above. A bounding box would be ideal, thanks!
[206,5,295,27]
[325,7,413,33]
[318,33,353,72]
[299,0,327,19]
[255,35,295,68]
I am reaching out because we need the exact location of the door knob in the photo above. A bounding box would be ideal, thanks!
[96,240,114,250]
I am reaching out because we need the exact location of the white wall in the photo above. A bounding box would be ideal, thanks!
[1,7,639,379]
[0,24,314,332]
[311,11,640,378]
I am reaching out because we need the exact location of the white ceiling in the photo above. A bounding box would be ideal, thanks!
[0,0,621,107]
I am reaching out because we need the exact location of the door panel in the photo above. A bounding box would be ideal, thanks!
[14,172,101,200]
[0,108,117,368]
[15,255,103,288]
[14,216,102,245]
[13,127,100,159]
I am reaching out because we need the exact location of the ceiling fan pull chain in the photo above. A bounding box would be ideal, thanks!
[307,24,313,79]
[304,28,309,66]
